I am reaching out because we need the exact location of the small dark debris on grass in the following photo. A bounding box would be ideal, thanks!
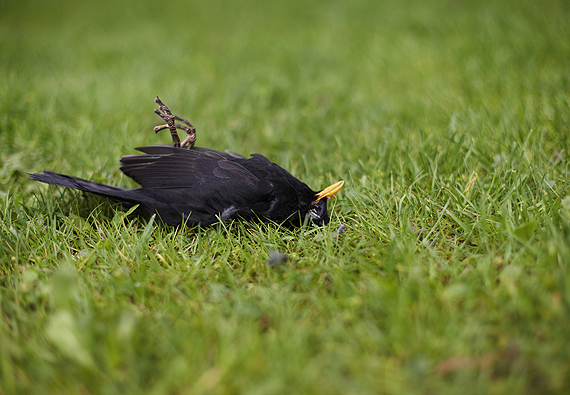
[335,224,347,234]
[313,224,347,242]
[266,251,288,268]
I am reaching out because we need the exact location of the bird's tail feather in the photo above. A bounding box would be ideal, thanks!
[28,171,137,203]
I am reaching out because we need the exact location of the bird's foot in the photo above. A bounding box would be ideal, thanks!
[153,96,196,149]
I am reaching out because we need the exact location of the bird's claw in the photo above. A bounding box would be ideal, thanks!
[154,96,196,149]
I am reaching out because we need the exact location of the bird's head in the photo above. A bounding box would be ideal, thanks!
[306,180,344,225]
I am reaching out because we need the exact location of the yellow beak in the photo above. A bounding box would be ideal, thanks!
[314,180,345,202]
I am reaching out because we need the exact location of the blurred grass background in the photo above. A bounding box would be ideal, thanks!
[1,0,570,393]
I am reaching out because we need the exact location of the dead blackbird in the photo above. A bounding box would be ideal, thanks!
[29,97,344,228]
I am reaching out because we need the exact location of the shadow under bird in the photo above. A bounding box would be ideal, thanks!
[29,97,344,227]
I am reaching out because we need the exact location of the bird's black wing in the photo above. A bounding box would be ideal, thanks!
[119,145,275,225]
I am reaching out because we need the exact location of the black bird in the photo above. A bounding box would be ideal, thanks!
[29,97,344,228]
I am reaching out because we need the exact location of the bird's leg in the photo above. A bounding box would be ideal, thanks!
[153,96,197,149]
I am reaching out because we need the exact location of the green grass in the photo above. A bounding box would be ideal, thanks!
[1,0,570,393]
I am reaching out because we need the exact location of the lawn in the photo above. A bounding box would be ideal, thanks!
[1,0,569,393]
